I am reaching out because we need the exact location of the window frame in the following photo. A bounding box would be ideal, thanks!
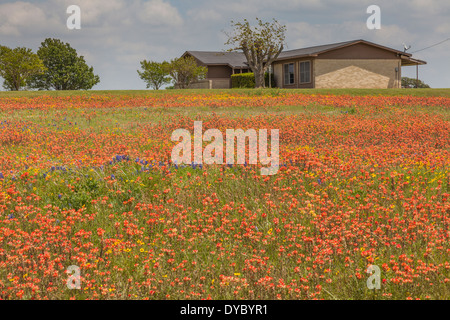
[283,63,295,85]
[299,60,311,84]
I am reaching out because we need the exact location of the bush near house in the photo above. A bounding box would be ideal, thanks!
[402,77,430,88]
[231,72,276,88]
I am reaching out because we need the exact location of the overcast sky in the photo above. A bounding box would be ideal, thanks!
[0,0,449,90]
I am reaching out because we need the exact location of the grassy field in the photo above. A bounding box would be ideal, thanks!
[1,87,450,98]
[0,89,449,300]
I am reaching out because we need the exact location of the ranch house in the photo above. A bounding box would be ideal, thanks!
[181,39,426,89]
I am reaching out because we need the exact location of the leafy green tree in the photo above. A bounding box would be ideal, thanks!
[0,45,46,91]
[225,18,286,88]
[401,77,430,88]
[167,56,207,89]
[30,38,100,90]
[137,60,171,90]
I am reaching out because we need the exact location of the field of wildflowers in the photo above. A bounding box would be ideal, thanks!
[0,90,449,300]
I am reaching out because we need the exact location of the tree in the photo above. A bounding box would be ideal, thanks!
[137,60,171,90]
[401,77,430,88]
[0,45,46,91]
[167,56,207,89]
[30,38,100,90]
[225,18,286,88]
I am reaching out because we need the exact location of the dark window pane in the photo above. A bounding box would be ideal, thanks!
[300,61,310,83]
[284,63,295,85]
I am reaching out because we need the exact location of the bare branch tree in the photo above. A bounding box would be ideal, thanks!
[224,18,286,88]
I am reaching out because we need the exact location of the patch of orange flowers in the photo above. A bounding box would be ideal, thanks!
[0,92,449,300]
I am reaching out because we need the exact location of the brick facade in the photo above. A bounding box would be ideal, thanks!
[314,59,401,89]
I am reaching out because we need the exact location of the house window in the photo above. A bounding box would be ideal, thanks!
[284,63,295,85]
[299,61,311,83]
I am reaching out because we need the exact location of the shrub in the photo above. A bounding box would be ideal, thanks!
[401,77,430,88]
[231,72,276,88]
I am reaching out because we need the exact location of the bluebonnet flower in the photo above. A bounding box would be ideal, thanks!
[58,194,62,199]
[0,172,4,179]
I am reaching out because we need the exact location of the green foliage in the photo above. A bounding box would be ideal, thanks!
[225,18,286,88]
[167,56,208,89]
[231,72,276,88]
[0,45,46,91]
[402,77,430,88]
[137,60,171,90]
[30,38,100,90]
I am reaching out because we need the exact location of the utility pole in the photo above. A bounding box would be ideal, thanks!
[416,64,419,88]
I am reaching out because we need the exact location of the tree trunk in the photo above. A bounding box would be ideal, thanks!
[254,69,265,88]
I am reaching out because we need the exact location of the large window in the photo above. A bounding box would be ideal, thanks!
[299,61,311,83]
[284,63,295,85]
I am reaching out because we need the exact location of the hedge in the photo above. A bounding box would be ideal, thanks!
[231,72,276,88]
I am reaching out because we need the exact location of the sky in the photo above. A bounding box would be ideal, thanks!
[0,0,449,90]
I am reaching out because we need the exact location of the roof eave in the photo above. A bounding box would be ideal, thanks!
[273,54,317,62]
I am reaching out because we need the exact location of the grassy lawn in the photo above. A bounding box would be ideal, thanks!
[1,87,450,98]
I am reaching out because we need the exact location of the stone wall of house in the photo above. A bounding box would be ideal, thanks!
[174,78,231,89]
[210,78,231,89]
[314,59,401,88]
[273,63,282,89]
[174,80,211,89]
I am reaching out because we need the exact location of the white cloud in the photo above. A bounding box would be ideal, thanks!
[0,0,449,89]
[0,1,59,36]
[187,8,222,22]
[138,0,183,26]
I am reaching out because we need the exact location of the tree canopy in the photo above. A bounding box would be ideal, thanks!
[30,38,100,90]
[402,77,430,88]
[137,60,171,90]
[167,56,207,89]
[225,18,286,88]
[0,45,45,91]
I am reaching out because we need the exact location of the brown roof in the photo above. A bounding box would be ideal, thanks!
[277,39,425,65]
[183,51,248,68]
[184,39,426,67]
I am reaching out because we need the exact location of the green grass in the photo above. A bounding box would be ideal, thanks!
[1,87,450,98]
